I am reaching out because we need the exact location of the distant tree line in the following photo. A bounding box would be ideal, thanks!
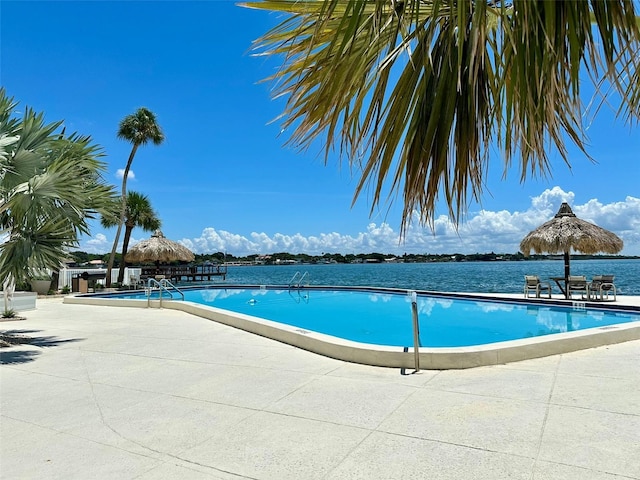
[68,250,639,267]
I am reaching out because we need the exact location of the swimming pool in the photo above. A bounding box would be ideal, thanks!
[65,286,640,369]
[102,286,640,348]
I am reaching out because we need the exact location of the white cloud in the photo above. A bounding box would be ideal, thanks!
[530,186,574,212]
[81,233,148,254]
[83,233,110,254]
[178,188,639,256]
[81,187,640,256]
[115,169,135,181]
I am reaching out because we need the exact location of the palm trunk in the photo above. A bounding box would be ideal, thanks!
[106,143,138,287]
[3,276,15,313]
[50,270,60,293]
[117,224,134,284]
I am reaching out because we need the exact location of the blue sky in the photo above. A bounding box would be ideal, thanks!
[2,1,639,256]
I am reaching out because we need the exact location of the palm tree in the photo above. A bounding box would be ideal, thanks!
[0,88,117,285]
[241,0,640,234]
[101,191,161,284]
[106,108,164,286]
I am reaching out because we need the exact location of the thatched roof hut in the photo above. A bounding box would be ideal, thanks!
[520,203,623,292]
[125,230,195,264]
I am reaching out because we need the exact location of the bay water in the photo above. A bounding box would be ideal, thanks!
[219,259,640,296]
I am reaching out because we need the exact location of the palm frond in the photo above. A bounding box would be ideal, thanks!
[117,108,165,146]
[243,0,640,233]
[0,89,117,284]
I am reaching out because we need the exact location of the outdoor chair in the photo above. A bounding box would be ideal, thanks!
[524,275,552,298]
[589,275,617,301]
[129,275,143,290]
[567,275,589,300]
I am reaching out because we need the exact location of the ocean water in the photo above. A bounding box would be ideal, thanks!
[213,259,640,296]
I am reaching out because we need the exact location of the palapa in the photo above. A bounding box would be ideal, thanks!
[520,202,623,297]
[125,230,195,264]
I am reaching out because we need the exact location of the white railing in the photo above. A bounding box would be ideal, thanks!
[57,267,142,290]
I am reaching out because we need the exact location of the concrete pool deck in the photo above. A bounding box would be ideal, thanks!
[63,289,640,370]
[1,296,639,479]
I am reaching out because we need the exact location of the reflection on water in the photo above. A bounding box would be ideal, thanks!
[534,309,580,334]
[287,290,310,304]
[474,302,515,314]
[198,288,246,302]
[171,287,639,348]
[417,298,454,316]
[367,293,393,303]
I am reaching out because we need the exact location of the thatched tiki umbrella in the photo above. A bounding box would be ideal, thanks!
[125,230,195,265]
[520,203,623,297]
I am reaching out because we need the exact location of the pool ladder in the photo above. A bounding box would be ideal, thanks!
[146,278,184,308]
[409,291,421,372]
[288,271,309,289]
[288,289,310,304]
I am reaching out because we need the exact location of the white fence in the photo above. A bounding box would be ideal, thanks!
[58,267,142,290]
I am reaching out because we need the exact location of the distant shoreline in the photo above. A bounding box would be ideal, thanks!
[215,255,640,267]
[69,250,640,267]
[214,254,640,266]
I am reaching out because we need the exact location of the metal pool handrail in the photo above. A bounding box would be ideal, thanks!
[409,290,421,372]
[288,271,310,288]
[146,278,184,307]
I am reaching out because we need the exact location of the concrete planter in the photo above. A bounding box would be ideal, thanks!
[30,279,52,295]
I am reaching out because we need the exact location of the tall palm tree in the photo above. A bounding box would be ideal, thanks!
[0,88,117,285]
[106,108,164,286]
[241,0,640,234]
[101,191,161,284]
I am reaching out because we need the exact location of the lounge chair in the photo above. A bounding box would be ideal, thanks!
[589,275,616,301]
[524,275,552,298]
[567,275,588,300]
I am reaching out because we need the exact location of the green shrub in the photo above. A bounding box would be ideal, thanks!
[31,274,52,281]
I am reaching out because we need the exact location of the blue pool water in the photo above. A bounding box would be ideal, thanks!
[106,287,639,348]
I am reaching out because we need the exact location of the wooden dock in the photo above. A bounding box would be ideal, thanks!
[140,264,227,283]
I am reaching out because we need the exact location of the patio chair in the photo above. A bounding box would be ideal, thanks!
[589,275,617,301]
[524,275,552,298]
[567,275,589,300]
[129,274,143,290]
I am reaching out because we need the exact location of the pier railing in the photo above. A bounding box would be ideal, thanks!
[139,264,227,283]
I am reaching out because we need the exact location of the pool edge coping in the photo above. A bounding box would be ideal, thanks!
[63,287,640,370]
